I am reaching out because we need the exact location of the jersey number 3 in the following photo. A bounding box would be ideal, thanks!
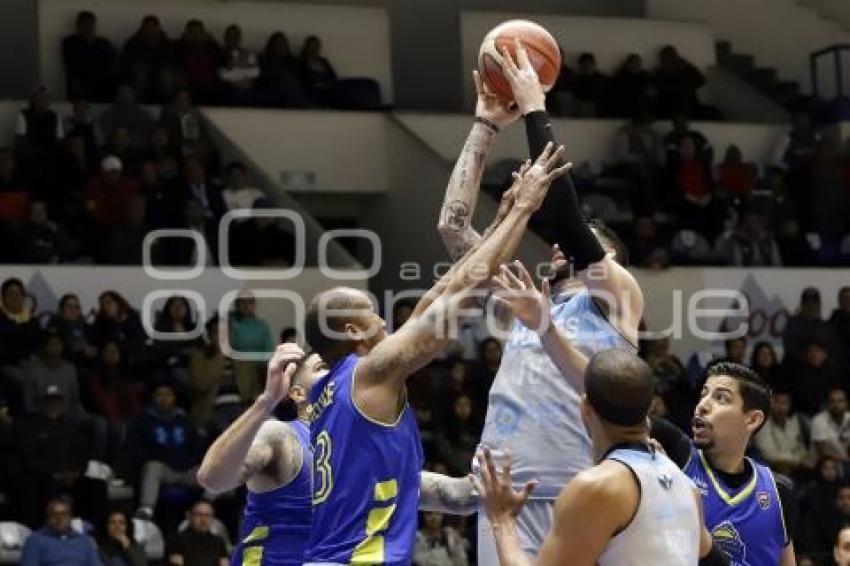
[313,431,333,504]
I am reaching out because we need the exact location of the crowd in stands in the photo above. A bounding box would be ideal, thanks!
[1,273,849,564]
[62,11,380,110]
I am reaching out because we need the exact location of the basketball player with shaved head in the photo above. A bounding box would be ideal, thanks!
[301,143,570,565]
[439,40,644,562]
[474,348,724,565]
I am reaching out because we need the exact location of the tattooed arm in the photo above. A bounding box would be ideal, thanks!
[419,471,478,516]
[438,71,520,261]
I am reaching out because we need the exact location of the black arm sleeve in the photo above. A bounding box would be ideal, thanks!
[699,542,730,566]
[523,110,605,271]
[775,473,797,545]
[650,416,692,469]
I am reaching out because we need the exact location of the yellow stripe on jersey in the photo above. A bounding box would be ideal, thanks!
[366,504,397,535]
[374,479,398,502]
[351,533,384,563]
[242,545,263,566]
[242,525,269,544]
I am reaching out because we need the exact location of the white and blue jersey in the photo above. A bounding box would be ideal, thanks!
[477,288,635,498]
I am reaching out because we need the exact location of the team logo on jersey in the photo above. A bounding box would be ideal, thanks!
[657,473,674,491]
[756,491,771,510]
[712,521,750,566]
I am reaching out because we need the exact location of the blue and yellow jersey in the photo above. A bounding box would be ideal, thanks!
[231,420,312,566]
[685,446,787,566]
[306,353,424,565]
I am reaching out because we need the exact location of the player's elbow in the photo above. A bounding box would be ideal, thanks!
[195,466,226,494]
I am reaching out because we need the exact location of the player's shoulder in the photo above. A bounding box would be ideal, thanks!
[562,460,636,503]
[256,418,297,445]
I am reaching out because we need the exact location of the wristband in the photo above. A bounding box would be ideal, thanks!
[474,116,500,133]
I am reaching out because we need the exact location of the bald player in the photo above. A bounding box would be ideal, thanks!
[439,41,643,562]
[474,349,724,566]
[302,144,569,565]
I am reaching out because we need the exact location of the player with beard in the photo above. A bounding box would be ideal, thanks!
[438,40,643,562]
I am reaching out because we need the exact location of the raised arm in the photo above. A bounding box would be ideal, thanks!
[502,41,644,342]
[491,261,590,391]
[357,144,570,392]
[419,471,478,516]
[197,344,302,494]
[438,71,520,261]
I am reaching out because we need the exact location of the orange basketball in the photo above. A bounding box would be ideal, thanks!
[478,19,561,102]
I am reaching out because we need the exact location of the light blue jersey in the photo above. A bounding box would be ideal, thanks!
[478,288,635,498]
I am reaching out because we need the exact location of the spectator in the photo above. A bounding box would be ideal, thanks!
[20,497,103,566]
[783,287,837,367]
[87,290,145,358]
[436,358,474,407]
[180,155,225,224]
[48,293,95,367]
[793,341,843,416]
[836,525,850,566]
[810,136,850,244]
[120,15,173,103]
[101,194,149,265]
[612,112,663,214]
[65,99,98,162]
[392,299,416,331]
[653,45,706,118]
[414,512,469,566]
[627,216,669,268]
[812,387,850,463]
[772,111,821,202]
[570,52,609,117]
[298,35,338,105]
[56,133,95,221]
[98,84,154,150]
[823,485,850,560]
[228,292,272,358]
[715,144,757,199]
[221,161,264,212]
[85,156,139,232]
[188,316,243,430]
[608,53,655,119]
[257,31,308,107]
[436,395,481,476]
[17,199,74,263]
[219,24,260,106]
[102,127,144,178]
[16,386,106,527]
[61,11,116,102]
[642,336,694,431]
[150,295,200,377]
[667,136,718,239]
[166,500,228,566]
[84,341,142,425]
[799,456,841,556]
[754,389,811,478]
[158,89,213,159]
[137,160,182,230]
[0,277,41,370]
[21,328,83,414]
[750,341,783,387]
[228,197,295,266]
[98,510,147,566]
[723,336,748,364]
[830,286,850,370]
[173,20,224,104]
[15,87,64,186]
[663,114,712,168]
[0,147,29,225]
[714,210,782,266]
[144,124,180,167]
[124,381,203,520]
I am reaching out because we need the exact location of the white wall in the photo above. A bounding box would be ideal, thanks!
[460,12,716,107]
[396,113,787,167]
[798,0,850,32]
[38,0,393,102]
[647,0,850,92]
[204,108,389,193]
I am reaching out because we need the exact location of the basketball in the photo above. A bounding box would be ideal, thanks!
[478,19,562,101]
